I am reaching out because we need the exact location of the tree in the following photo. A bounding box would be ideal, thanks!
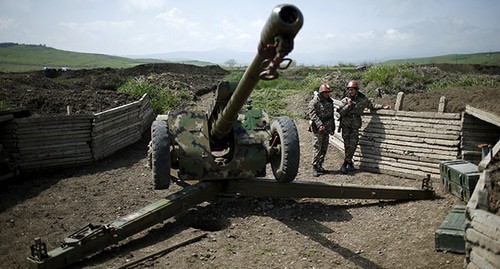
[224,59,237,68]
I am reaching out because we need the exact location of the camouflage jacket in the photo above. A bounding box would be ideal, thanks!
[308,93,335,133]
[338,91,383,129]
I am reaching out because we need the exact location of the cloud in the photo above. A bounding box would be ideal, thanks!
[122,0,165,11]
[59,20,136,36]
[0,17,19,30]
[54,20,141,54]
[155,8,198,29]
[383,29,409,42]
[0,0,32,13]
[250,19,265,29]
[218,19,236,32]
[324,33,337,39]
[217,18,256,39]
[187,30,202,38]
[237,33,251,40]
[317,15,500,61]
[392,17,495,56]
[374,0,433,21]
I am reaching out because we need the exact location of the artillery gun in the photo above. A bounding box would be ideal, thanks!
[150,4,304,189]
[27,5,434,269]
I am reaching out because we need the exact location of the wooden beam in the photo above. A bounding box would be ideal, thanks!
[465,105,500,127]
[395,92,404,111]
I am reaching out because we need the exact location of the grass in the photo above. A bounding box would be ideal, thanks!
[221,62,499,119]
[117,76,190,113]
[0,100,13,110]
[383,51,500,66]
[223,71,325,118]
[428,73,499,91]
[225,243,241,253]
[358,63,432,95]
[115,60,499,119]
[0,43,166,72]
[254,246,274,261]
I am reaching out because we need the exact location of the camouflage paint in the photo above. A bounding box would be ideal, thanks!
[167,108,270,180]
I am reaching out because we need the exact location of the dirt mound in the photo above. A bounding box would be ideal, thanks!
[317,64,500,115]
[375,86,500,115]
[0,63,228,117]
[432,63,500,75]
[1,63,498,117]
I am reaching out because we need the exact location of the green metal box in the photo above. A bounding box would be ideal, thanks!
[439,160,480,202]
[435,205,466,253]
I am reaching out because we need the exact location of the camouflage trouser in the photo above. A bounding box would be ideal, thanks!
[312,131,329,166]
[341,126,359,161]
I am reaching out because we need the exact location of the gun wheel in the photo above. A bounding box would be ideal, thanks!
[269,116,300,182]
[150,120,171,190]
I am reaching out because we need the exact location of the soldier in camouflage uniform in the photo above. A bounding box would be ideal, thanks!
[338,80,391,174]
[308,84,335,177]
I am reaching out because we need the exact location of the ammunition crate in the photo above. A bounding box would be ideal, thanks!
[435,205,466,253]
[439,160,480,202]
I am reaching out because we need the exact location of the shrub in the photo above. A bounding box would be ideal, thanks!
[0,100,12,110]
[118,76,190,113]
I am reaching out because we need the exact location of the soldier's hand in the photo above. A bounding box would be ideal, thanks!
[319,125,326,132]
[383,105,391,110]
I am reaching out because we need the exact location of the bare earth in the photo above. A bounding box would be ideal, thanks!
[0,119,466,269]
[1,63,498,269]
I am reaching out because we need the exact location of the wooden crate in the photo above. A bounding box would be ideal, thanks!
[440,160,480,202]
[435,205,466,253]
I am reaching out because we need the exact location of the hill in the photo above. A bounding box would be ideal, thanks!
[383,51,500,66]
[0,43,169,72]
[2,43,499,72]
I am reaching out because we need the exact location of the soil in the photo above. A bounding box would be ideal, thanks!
[0,63,499,269]
[375,86,500,115]
[0,63,229,117]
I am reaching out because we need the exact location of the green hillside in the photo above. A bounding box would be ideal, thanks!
[0,43,167,72]
[383,51,500,66]
[2,42,499,73]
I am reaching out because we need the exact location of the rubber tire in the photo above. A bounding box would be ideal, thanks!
[151,120,171,190]
[269,116,300,183]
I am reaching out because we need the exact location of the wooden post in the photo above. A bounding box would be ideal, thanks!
[395,92,404,111]
[438,96,447,113]
[67,106,72,115]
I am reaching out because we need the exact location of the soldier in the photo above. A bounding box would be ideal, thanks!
[338,80,391,174]
[308,83,335,177]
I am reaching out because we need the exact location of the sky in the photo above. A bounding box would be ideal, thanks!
[1,0,499,65]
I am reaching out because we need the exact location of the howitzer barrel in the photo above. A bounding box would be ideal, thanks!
[210,4,303,140]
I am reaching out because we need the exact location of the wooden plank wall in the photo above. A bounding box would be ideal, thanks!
[331,109,462,179]
[0,113,16,180]
[3,115,94,172]
[139,94,155,134]
[0,94,154,173]
[92,100,141,160]
[92,93,154,160]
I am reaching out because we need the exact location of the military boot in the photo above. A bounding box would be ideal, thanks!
[317,165,327,174]
[340,161,348,174]
[312,165,322,177]
[346,160,356,171]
